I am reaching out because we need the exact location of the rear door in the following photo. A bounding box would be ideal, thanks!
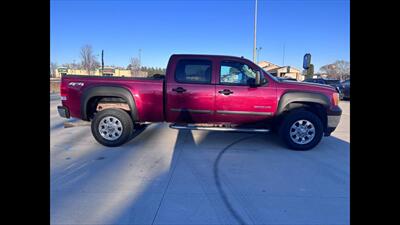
[166,58,215,123]
[214,59,277,125]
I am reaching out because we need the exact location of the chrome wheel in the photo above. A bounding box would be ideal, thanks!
[289,119,315,145]
[98,116,123,141]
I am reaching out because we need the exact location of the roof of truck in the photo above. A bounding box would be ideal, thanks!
[171,54,247,60]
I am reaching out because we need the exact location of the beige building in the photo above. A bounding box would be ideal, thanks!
[54,67,148,78]
[258,61,303,81]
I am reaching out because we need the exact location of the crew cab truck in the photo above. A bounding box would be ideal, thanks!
[58,54,342,150]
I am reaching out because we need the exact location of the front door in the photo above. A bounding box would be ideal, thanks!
[215,60,277,125]
[166,59,215,123]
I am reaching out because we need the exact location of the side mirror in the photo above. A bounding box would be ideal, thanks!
[255,70,261,86]
[248,71,261,87]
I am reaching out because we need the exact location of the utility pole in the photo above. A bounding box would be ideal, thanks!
[282,43,286,66]
[253,0,258,63]
[101,50,104,76]
[72,59,76,74]
[138,49,142,68]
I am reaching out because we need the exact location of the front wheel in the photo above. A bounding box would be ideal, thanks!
[91,108,134,147]
[279,110,323,151]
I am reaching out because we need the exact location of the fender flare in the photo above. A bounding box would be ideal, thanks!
[276,91,330,115]
[81,86,138,121]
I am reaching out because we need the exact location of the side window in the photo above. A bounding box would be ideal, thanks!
[220,61,257,85]
[175,59,212,84]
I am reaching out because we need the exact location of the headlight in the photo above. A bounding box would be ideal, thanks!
[332,92,340,106]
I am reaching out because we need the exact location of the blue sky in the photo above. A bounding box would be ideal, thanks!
[50,0,349,71]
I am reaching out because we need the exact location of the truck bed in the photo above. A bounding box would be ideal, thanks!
[60,75,165,122]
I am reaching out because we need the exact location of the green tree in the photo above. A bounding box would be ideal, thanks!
[304,64,314,79]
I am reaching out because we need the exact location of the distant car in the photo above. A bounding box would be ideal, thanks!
[341,79,350,100]
[303,78,344,99]
[278,77,297,81]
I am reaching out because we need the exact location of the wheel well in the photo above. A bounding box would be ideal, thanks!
[277,102,328,132]
[86,96,130,120]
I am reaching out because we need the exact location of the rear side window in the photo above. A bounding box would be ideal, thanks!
[175,59,212,84]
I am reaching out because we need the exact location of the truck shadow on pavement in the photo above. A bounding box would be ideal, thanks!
[51,125,350,225]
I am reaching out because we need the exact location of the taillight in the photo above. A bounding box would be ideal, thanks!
[60,80,68,100]
[332,92,340,106]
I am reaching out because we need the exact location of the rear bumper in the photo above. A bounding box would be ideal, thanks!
[57,106,70,118]
[324,106,342,136]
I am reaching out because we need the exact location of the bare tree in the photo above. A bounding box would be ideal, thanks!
[80,45,99,75]
[320,60,350,80]
[334,60,350,80]
[320,64,337,79]
[129,57,141,77]
[50,62,58,78]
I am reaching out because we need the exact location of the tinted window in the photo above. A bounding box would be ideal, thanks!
[325,80,341,85]
[220,61,257,85]
[303,79,314,83]
[175,59,212,84]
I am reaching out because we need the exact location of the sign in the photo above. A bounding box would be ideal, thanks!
[102,68,115,73]
[303,53,311,70]
[57,68,68,73]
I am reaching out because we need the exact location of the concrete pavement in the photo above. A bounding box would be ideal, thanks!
[50,98,350,225]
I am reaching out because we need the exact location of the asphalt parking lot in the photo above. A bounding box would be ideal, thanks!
[50,97,350,225]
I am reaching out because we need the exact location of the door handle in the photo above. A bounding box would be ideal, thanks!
[218,89,234,95]
[172,87,186,93]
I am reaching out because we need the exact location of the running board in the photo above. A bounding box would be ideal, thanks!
[169,124,270,133]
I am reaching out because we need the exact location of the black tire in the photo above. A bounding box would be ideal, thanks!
[91,108,134,147]
[279,110,323,151]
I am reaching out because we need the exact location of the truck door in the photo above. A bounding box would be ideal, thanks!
[214,60,277,125]
[166,59,215,123]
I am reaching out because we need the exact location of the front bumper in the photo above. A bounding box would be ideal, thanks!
[57,106,70,118]
[325,105,342,136]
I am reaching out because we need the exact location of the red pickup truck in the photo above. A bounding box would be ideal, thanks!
[58,54,341,150]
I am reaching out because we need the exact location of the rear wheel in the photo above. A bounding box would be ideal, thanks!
[279,110,323,150]
[91,108,133,147]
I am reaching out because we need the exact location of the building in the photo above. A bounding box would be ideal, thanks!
[258,61,280,71]
[258,61,303,81]
[54,67,148,78]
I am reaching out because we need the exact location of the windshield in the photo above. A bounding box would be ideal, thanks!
[261,69,280,82]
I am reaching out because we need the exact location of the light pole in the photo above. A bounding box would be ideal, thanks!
[253,0,258,62]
